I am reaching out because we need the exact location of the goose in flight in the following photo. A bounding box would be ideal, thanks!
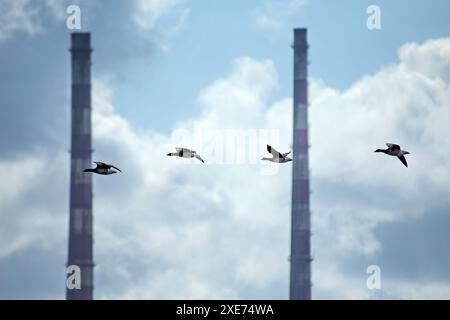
[167,147,205,163]
[83,161,122,175]
[375,143,410,167]
[261,144,292,163]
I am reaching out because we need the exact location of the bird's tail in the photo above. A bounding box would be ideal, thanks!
[167,153,176,156]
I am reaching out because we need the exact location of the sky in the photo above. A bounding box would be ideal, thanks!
[0,0,449,299]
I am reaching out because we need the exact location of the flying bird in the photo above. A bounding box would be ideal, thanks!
[83,161,122,175]
[261,144,292,163]
[167,147,205,163]
[374,143,410,167]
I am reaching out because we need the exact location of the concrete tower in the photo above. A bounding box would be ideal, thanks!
[67,33,94,300]
[290,28,312,300]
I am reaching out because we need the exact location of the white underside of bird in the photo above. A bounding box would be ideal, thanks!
[167,147,205,163]
[262,145,292,163]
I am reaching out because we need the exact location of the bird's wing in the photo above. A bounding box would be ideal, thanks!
[194,154,204,163]
[111,165,122,172]
[94,161,108,168]
[267,145,283,158]
[176,147,191,152]
[386,143,400,151]
[282,151,291,157]
[176,147,183,152]
[397,155,408,168]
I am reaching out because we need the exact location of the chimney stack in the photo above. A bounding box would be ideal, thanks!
[290,28,312,300]
[67,32,94,300]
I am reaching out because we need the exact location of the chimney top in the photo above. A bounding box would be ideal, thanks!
[294,28,307,46]
[71,33,91,51]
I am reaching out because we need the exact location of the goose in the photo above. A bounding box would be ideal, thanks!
[167,147,205,163]
[261,144,292,163]
[83,161,122,175]
[374,143,410,167]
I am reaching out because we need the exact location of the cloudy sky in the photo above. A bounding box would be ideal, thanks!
[0,0,449,299]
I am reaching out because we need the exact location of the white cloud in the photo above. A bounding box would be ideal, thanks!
[0,152,67,258]
[0,0,71,41]
[1,37,449,299]
[0,0,43,41]
[385,280,450,300]
[132,0,190,53]
[399,38,450,82]
[309,38,450,298]
[256,15,280,31]
[133,0,188,30]
[255,0,308,31]
[89,60,292,298]
[0,0,188,43]
[80,38,450,298]
[309,40,450,202]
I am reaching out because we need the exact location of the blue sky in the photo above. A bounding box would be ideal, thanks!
[104,0,450,132]
[0,0,449,299]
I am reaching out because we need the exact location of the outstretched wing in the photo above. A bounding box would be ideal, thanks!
[176,147,191,153]
[194,154,205,163]
[267,145,283,159]
[94,161,108,168]
[386,143,400,151]
[111,165,122,172]
[94,161,121,172]
[282,151,291,157]
[397,155,408,168]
